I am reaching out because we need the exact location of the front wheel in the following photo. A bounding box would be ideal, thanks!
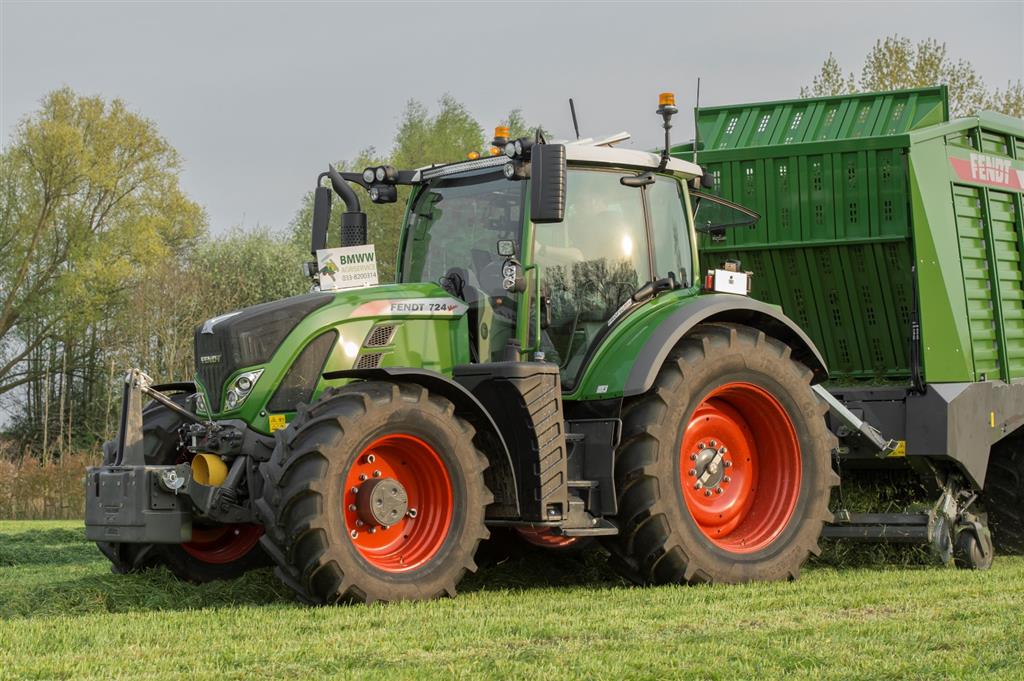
[256,381,492,604]
[608,323,838,584]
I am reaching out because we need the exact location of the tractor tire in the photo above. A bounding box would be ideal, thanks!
[96,393,268,583]
[607,323,838,585]
[256,381,492,604]
[982,435,1024,554]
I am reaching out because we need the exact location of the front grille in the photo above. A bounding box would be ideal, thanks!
[195,333,232,412]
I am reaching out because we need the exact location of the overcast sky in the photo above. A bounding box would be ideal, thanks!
[2,1,1022,233]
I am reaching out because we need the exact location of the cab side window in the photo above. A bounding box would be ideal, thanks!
[534,169,650,378]
[648,176,692,286]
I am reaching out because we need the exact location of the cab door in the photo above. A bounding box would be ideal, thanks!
[533,170,694,389]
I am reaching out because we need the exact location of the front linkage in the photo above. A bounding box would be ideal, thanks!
[85,369,272,546]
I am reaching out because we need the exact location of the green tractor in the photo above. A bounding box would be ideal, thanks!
[86,93,840,603]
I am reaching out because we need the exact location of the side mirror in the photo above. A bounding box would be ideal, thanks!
[311,185,332,254]
[530,143,566,223]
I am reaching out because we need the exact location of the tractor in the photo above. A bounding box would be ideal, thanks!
[85,92,846,603]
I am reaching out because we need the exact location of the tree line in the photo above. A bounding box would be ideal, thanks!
[2,34,1021,457]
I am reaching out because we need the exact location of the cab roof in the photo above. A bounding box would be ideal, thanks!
[414,132,703,182]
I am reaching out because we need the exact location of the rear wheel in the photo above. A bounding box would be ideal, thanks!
[256,381,491,604]
[982,435,1024,554]
[96,393,268,582]
[608,323,837,584]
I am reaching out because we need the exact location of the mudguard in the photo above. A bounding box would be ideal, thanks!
[623,294,829,398]
[323,366,520,517]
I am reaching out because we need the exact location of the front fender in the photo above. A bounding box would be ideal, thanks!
[323,367,520,518]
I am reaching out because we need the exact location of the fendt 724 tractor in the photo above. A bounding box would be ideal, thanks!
[85,89,1024,604]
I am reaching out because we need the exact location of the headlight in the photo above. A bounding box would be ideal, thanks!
[503,162,516,179]
[504,143,516,158]
[224,369,264,411]
[362,168,375,184]
[374,167,386,182]
[195,393,208,415]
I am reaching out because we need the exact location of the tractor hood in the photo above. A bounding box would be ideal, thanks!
[193,283,471,430]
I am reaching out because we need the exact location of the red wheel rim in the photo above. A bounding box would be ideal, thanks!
[516,527,579,550]
[182,524,263,564]
[679,382,801,553]
[343,434,453,572]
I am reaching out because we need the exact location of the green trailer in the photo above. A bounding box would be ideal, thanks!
[674,86,1024,555]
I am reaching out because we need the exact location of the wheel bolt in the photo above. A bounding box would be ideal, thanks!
[350,486,359,494]
[408,508,418,518]
[368,527,376,534]
[348,504,357,512]
[716,487,724,494]
[698,442,705,449]
[719,447,728,454]
[350,529,358,538]
[358,474,367,481]
[356,520,364,527]
[723,460,732,468]
[694,481,703,490]
[688,468,697,477]
[373,470,382,478]
[690,453,698,461]
[723,475,731,483]
[709,440,717,448]
[366,454,376,464]
[704,489,713,497]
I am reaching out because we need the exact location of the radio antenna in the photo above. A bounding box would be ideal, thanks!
[693,77,701,165]
[569,98,581,140]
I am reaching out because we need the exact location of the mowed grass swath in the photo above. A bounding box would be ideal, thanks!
[82,88,1024,607]
[2,520,1024,679]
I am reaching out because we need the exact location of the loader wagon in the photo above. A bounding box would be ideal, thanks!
[674,86,1024,559]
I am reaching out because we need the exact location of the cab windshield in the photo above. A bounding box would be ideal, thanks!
[400,170,526,361]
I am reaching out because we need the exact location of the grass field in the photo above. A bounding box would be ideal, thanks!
[1,520,1022,680]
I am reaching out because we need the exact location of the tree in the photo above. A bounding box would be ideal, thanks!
[0,88,204,451]
[989,81,1024,118]
[800,53,856,98]
[802,35,1024,118]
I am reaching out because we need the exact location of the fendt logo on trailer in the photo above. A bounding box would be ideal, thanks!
[949,152,1024,192]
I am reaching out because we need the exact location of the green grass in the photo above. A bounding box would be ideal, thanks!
[1,521,1023,680]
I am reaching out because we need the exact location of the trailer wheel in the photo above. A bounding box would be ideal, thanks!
[982,435,1024,554]
[256,381,491,604]
[96,394,268,582]
[608,323,838,584]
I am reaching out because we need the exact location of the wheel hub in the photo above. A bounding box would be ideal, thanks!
[687,439,732,494]
[355,477,409,528]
